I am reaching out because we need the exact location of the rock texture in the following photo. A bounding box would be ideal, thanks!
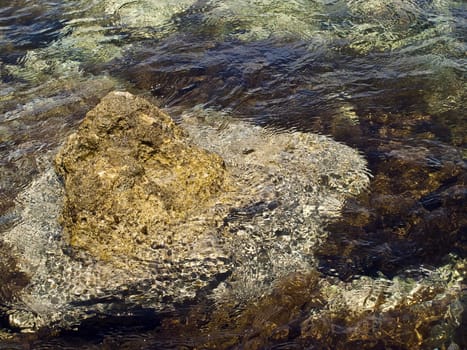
[55,91,234,269]
[148,259,464,350]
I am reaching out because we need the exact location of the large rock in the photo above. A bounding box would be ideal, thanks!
[55,91,234,268]
[2,91,371,331]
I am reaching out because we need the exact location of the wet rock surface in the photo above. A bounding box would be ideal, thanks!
[152,260,464,350]
[7,260,462,349]
[112,31,466,303]
[0,76,116,222]
[0,92,463,350]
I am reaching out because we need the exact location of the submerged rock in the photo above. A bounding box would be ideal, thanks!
[0,92,464,350]
[1,91,370,331]
[149,258,464,350]
[312,108,467,281]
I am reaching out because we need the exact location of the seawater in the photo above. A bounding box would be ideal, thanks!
[0,0,465,349]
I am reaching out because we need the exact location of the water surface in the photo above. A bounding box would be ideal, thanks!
[0,0,465,348]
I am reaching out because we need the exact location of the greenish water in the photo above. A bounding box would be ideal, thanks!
[0,0,465,349]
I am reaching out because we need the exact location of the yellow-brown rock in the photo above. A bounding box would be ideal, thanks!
[55,91,234,265]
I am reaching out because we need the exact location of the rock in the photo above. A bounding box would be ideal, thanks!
[2,91,370,331]
[299,260,465,350]
[316,112,467,280]
[1,92,464,348]
[109,258,465,350]
[55,91,234,268]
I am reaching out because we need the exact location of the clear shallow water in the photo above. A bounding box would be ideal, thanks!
[0,0,466,349]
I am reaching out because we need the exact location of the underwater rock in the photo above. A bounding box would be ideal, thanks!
[186,0,324,41]
[335,0,452,53]
[1,91,370,331]
[103,0,197,29]
[0,92,464,350]
[299,260,465,350]
[104,259,465,350]
[180,0,453,51]
[316,111,467,280]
